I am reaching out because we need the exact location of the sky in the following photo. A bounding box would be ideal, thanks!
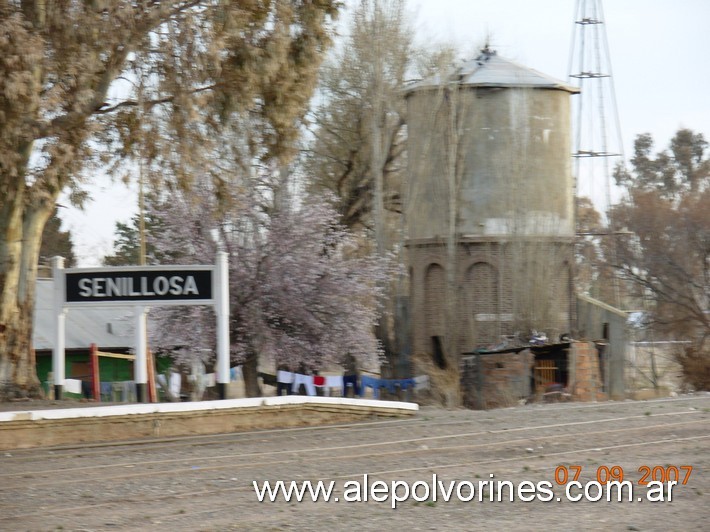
[61,0,710,266]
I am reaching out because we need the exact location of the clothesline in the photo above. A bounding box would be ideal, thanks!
[61,369,431,402]
[271,371,430,398]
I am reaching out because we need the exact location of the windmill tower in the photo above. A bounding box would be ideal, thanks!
[569,0,629,399]
[568,0,625,305]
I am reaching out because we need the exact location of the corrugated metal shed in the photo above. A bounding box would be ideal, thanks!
[33,279,133,351]
[406,47,579,94]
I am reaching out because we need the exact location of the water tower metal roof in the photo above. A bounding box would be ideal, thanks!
[406,47,579,94]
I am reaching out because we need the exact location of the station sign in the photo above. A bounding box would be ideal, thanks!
[64,267,213,305]
[53,255,231,401]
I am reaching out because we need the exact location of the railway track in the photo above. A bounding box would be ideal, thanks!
[1,395,708,529]
[0,413,705,485]
[4,393,707,459]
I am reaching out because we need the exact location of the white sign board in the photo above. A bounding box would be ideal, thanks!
[52,253,230,401]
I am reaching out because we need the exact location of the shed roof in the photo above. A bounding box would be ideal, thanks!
[577,293,629,319]
[406,47,579,94]
[33,279,133,351]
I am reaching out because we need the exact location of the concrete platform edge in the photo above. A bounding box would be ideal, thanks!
[0,397,419,450]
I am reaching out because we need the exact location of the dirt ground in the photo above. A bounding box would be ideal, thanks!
[1,393,708,531]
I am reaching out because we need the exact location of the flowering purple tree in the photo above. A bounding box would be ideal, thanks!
[148,180,392,396]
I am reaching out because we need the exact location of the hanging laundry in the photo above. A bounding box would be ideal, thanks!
[413,375,430,390]
[169,372,181,398]
[342,374,359,397]
[276,370,295,384]
[114,381,135,402]
[100,381,112,398]
[258,372,277,387]
[64,379,82,395]
[359,375,384,399]
[396,378,416,391]
[292,373,316,396]
[383,379,399,394]
[276,370,295,396]
[325,375,344,396]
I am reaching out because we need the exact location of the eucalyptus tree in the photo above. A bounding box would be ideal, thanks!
[304,0,412,238]
[612,129,710,350]
[0,0,339,398]
[303,0,439,373]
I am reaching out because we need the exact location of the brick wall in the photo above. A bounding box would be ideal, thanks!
[460,350,533,409]
[407,238,574,362]
[459,341,604,409]
[569,341,606,402]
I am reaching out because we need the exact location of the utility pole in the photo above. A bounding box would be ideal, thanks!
[138,65,147,267]
[137,64,148,402]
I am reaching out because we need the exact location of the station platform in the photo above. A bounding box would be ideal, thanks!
[0,396,418,450]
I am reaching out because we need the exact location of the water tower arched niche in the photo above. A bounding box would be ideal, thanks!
[423,262,446,367]
[462,261,500,350]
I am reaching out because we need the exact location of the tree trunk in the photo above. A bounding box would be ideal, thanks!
[0,172,25,397]
[1,7,49,398]
[442,87,462,407]
[242,350,262,397]
[0,184,54,400]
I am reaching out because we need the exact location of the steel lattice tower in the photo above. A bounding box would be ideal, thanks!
[568,0,625,305]
[568,0,625,208]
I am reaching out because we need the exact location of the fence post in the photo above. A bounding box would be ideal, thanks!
[90,343,100,401]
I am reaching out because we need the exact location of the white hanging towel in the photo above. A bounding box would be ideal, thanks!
[64,379,83,394]
[291,373,316,396]
[169,372,182,397]
[277,370,295,384]
[324,375,344,393]
[413,375,430,390]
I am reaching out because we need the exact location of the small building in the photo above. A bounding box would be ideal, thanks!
[576,294,628,400]
[461,341,607,409]
[33,278,135,397]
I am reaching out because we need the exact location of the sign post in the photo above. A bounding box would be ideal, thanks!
[54,257,230,402]
[134,306,148,402]
[215,251,230,399]
[52,256,66,400]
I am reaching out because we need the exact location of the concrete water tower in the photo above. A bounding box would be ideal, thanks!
[405,47,579,362]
